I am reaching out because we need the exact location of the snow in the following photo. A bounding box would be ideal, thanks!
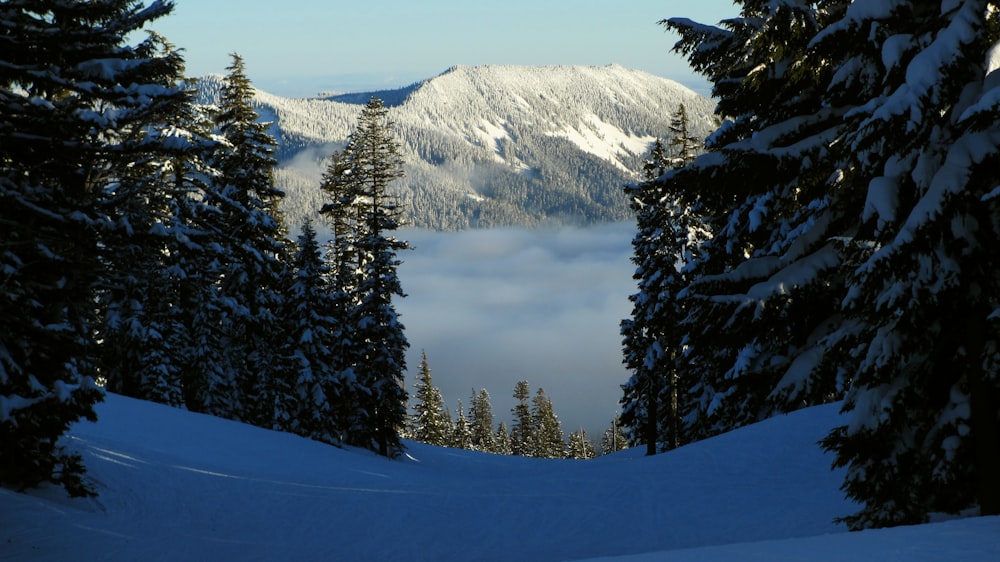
[3,394,997,561]
[547,112,656,172]
[862,175,900,232]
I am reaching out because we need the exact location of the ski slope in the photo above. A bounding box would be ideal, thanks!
[2,394,997,561]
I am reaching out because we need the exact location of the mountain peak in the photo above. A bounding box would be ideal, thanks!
[199,64,718,231]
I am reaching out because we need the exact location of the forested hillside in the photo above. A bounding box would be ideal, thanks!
[197,64,717,230]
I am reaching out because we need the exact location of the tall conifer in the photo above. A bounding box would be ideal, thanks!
[319,97,409,457]
[530,388,566,458]
[510,381,533,456]
[469,389,498,453]
[664,0,1000,527]
[409,351,450,446]
[0,0,175,495]
[211,53,288,427]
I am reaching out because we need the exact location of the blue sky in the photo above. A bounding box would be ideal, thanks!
[151,0,739,97]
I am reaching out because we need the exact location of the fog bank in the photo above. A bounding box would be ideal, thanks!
[396,223,636,440]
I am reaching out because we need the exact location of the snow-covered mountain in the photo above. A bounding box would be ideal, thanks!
[199,64,718,230]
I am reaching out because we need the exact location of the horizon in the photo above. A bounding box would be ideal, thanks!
[149,0,738,98]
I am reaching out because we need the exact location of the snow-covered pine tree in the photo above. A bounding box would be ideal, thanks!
[320,97,410,457]
[168,94,239,418]
[666,104,703,169]
[530,388,566,458]
[318,148,363,444]
[642,137,669,181]
[469,388,498,453]
[510,380,534,456]
[600,415,630,456]
[567,429,596,459]
[0,0,176,496]
[620,106,707,454]
[95,33,212,410]
[816,0,1000,528]
[211,53,289,428]
[143,75,231,411]
[450,400,473,450]
[409,351,450,446]
[620,140,669,456]
[663,1,856,441]
[277,219,342,441]
[667,0,1000,527]
[494,421,513,455]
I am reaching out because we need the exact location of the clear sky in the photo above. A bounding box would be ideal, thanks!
[150,0,739,97]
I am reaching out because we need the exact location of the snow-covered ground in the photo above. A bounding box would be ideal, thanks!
[2,394,997,561]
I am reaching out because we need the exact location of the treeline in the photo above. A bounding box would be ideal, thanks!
[619,2,1000,530]
[1,2,411,496]
[409,353,628,459]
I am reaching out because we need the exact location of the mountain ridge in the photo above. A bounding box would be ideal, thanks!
[201,64,719,231]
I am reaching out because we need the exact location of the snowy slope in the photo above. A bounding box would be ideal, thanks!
[3,394,997,561]
[200,64,718,231]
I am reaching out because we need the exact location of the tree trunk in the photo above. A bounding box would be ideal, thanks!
[645,392,658,456]
[966,303,1000,515]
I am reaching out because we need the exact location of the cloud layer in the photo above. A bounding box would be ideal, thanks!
[396,223,636,440]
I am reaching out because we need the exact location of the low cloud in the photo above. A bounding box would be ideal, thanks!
[396,222,636,439]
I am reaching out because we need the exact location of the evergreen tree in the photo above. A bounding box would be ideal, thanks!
[567,429,596,460]
[150,85,229,412]
[318,149,362,444]
[663,1,853,443]
[666,0,1000,527]
[279,220,342,441]
[620,111,707,454]
[0,0,175,496]
[450,400,473,450]
[814,0,1000,528]
[94,34,213,410]
[210,53,288,427]
[469,388,498,453]
[409,351,450,446]
[510,380,533,456]
[530,388,566,458]
[494,421,513,456]
[600,415,630,456]
[320,97,410,457]
[641,138,669,182]
[666,104,701,169]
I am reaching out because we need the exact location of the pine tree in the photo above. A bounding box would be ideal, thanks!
[494,422,513,456]
[813,0,1000,528]
[530,388,566,458]
[320,97,410,457]
[666,0,1000,527]
[94,34,212,410]
[278,219,344,441]
[210,53,289,427]
[620,111,707,454]
[469,388,498,453]
[600,415,630,456]
[450,400,473,450]
[409,351,450,446]
[641,138,669,182]
[151,84,229,411]
[666,104,702,169]
[663,1,854,442]
[0,0,176,496]
[318,149,362,445]
[567,429,596,460]
[510,380,533,456]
